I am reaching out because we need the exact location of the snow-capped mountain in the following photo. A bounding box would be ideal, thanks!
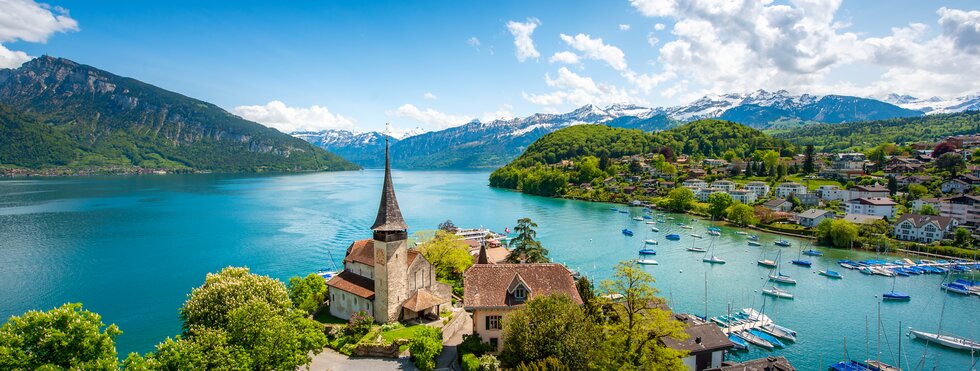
[295,89,927,169]
[883,92,980,114]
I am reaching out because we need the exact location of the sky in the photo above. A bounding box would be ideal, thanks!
[2,0,980,135]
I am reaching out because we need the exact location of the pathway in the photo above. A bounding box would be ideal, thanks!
[305,348,416,371]
[435,311,471,371]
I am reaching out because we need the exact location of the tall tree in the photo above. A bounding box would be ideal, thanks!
[726,203,757,227]
[803,144,815,174]
[933,141,956,158]
[599,261,686,369]
[287,273,328,314]
[936,152,966,178]
[886,176,898,196]
[506,218,550,263]
[438,219,457,232]
[576,277,601,320]
[665,187,694,212]
[0,303,121,371]
[707,192,734,220]
[499,295,600,370]
[418,231,474,280]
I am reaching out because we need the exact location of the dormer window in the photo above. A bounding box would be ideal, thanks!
[514,287,527,300]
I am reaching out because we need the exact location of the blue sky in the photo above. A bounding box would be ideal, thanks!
[3,0,980,134]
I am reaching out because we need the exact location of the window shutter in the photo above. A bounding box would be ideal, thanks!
[485,315,490,330]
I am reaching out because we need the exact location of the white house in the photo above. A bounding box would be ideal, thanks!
[912,197,941,213]
[894,214,958,243]
[845,197,897,219]
[683,178,708,189]
[817,185,847,201]
[849,184,890,199]
[941,176,980,194]
[763,198,793,212]
[728,189,757,204]
[775,182,808,199]
[744,181,770,198]
[696,188,726,202]
[798,209,833,228]
[710,180,736,192]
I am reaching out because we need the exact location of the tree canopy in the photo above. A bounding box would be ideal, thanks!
[0,303,121,370]
[506,218,550,263]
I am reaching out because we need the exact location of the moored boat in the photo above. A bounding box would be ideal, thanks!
[909,329,980,351]
[768,273,797,285]
[622,229,634,236]
[728,334,748,350]
[665,234,680,240]
[707,230,721,236]
[747,240,761,246]
[802,249,823,256]
[636,259,659,265]
[820,270,843,279]
[690,233,704,238]
[703,255,726,264]
[774,240,791,247]
[762,287,794,299]
[828,361,875,371]
[632,216,644,221]
[735,231,748,235]
[791,259,812,267]
[757,259,777,268]
[644,239,658,245]
[748,329,786,348]
[687,247,707,252]
[761,324,797,342]
[650,227,661,232]
[941,282,971,295]
[737,330,774,349]
[882,291,911,301]
[639,248,657,255]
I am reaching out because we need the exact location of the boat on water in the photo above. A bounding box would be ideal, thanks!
[941,282,972,295]
[838,260,859,269]
[316,270,337,280]
[735,231,748,235]
[665,234,680,240]
[642,215,653,219]
[610,207,618,211]
[863,360,901,371]
[644,239,658,245]
[762,287,794,299]
[747,240,761,246]
[622,229,634,236]
[769,273,797,284]
[909,330,980,351]
[760,323,797,342]
[707,230,721,236]
[882,292,911,301]
[645,221,657,225]
[802,249,823,256]
[690,233,704,238]
[618,210,629,213]
[736,331,774,349]
[774,240,792,247]
[790,259,812,267]
[667,216,675,220]
[650,227,661,232]
[748,329,785,348]
[748,235,759,240]
[687,247,707,252]
[703,255,726,264]
[632,216,644,221]
[828,361,876,371]
[820,270,843,279]
[680,225,694,230]
[728,334,748,350]
[757,259,777,268]
[638,248,657,255]
[636,259,659,265]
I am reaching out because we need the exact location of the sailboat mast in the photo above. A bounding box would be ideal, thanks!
[877,301,881,365]
[704,271,708,319]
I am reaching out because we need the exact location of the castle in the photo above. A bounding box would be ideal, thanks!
[326,141,451,323]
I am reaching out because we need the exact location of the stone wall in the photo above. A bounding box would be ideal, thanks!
[441,309,468,341]
[353,342,401,358]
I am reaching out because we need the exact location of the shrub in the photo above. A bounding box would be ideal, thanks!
[459,333,494,356]
[409,326,443,371]
[344,311,373,337]
[462,353,481,371]
[515,357,569,371]
[479,354,501,371]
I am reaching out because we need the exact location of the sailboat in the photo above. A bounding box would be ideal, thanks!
[747,240,762,246]
[820,269,843,279]
[882,276,910,301]
[737,330,774,349]
[909,329,980,351]
[762,252,795,298]
[644,239,658,245]
[702,237,726,264]
[791,241,813,267]
[650,226,661,232]
[665,234,681,241]
[728,334,749,350]
[639,248,657,255]
[765,251,797,284]
[762,287,794,299]
[636,258,659,265]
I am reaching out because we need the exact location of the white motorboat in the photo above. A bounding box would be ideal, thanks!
[644,239,658,245]
[637,259,659,265]
[687,247,707,252]
[650,227,660,232]
[909,330,980,351]
[707,230,721,236]
[747,240,761,246]
[690,234,704,238]
[632,216,644,221]
[735,231,748,235]
[645,221,657,225]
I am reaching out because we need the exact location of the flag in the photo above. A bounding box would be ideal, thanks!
[504,227,510,234]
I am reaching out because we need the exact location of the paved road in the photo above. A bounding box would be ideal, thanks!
[305,348,416,371]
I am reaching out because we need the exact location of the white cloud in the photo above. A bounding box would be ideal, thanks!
[646,32,660,47]
[654,23,666,31]
[423,92,438,100]
[506,17,541,62]
[559,33,628,71]
[625,1,980,99]
[232,101,356,133]
[390,104,472,129]
[0,0,79,68]
[619,24,631,31]
[548,51,580,65]
[523,67,642,107]
[467,36,480,50]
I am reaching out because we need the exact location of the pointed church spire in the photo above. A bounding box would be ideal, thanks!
[372,130,408,232]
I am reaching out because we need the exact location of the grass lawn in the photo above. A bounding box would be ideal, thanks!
[380,324,425,343]
[314,307,347,324]
[784,175,842,190]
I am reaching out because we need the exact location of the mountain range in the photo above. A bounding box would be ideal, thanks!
[0,56,358,173]
[297,89,979,169]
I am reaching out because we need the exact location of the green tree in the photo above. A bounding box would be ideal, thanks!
[599,261,686,370]
[498,295,600,370]
[287,273,328,315]
[0,303,121,371]
[776,163,788,179]
[506,218,550,263]
[918,204,939,215]
[576,277,601,320]
[887,176,898,196]
[666,187,695,212]
[707,192,734,220]
[575,156,604,184]
[815,219,859,248]
[761,150,780,171]
[180,267,294,330]
[438,219,457,232]
[953,228,974,248]
[726,203,757,227]
[936,152,966,178]
[419,230,474,280]
[409,326,443,371]
[908,184,928,200]
[803,144,815,174]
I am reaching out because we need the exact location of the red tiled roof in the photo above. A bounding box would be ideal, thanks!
[896,214,956,230]
[326,270,375,299]
[402,289,450,312]
[463,263,581,309]
[343,239,374,266]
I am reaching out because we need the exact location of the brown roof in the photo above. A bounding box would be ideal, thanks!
[896,213,956,230]
[661,322,734,353]
[402,289,450,312]
[343,239,420,268]
[851,197,897,206]
[463,263,582,309]
[326,270,375,299]
[706,356,796,371]
[851,184,889,192]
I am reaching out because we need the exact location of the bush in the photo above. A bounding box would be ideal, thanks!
[459,333,494,356]
[462,353,481,371]
[345,311,373,337]
[515,357,569,371]
[409,326,443,371]
[479,354,501,371]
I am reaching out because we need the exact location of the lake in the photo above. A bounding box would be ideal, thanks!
[0,170,977,368]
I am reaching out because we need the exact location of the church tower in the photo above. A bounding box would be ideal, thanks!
[371,138,409,323]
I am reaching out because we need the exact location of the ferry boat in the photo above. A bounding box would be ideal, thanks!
[644,239,658,245]
[774,240,792,247]
[762,287,794,299]
[665,234,681,241]
[622,229,634,236]
[638,248,657,255]
[820,270,843,279]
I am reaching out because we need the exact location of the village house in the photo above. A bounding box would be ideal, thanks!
[744,181,770,198]
[896,174,933,188]
[728,189,757,204]
[795,192,820,207]
[939,194,980,231]
[462,259,581,352]
[894,214,958,243]
[843,213,885,225]
[774,182,807,199]
[849,184,891,199]
[683,178,709,189]
[833,153,867,170]
[798,209,833,228]
[326,144,451,323]
[816,185,846,201]
[710,180,736,192]
[763,198,793,212]
[912,197,942,213]
[844,197,897,219]
[696,188,726,202]
[941,175,980,194]
[703,158,729,168]
[688,168,707,178]
[662,314,734,371]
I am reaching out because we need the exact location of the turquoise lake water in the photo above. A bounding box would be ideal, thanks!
[0,170,977,368]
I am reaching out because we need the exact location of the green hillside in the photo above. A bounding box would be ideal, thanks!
[770,111,980,151]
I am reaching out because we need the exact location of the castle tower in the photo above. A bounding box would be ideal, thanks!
[371,138,409,323]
